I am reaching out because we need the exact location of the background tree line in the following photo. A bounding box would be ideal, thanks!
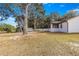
[0,23,16,33]
[0,3,78,34]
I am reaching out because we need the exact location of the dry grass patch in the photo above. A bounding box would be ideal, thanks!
[0,32,79,55]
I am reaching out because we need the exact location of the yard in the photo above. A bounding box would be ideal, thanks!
[0,32,79,56]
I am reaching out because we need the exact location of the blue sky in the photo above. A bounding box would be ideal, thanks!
[1,3,79,27]
[0,17,17,27]
[43,3,79,16]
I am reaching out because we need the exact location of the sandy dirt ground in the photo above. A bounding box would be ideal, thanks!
[0,32,79,56]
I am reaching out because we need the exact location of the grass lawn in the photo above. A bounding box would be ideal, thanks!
[0,32,79,56]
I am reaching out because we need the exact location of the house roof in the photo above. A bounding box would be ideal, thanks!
[51,15,79,24]
[52,21,62,24]
[51,19,67,24]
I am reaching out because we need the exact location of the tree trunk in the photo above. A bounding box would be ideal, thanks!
[23,18,28,34]
[34,19,37,29]
[23,5,28,34]
[16,17,23,32]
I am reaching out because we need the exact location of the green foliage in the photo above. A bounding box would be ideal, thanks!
[50,12,61,21]
[63,11,77,20]
[0,23,16,33]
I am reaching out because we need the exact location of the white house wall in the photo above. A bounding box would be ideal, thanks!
[61,22,68,32]
[68,16,79,33]
[49,22,68,32]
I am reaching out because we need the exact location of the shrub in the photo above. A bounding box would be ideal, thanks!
[0,23,16,33]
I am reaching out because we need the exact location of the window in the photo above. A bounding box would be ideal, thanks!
[53,24,59,28]
[60,24,62,28]
[56,24,59,28]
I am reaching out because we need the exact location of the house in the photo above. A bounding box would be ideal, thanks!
[49,16,79,33]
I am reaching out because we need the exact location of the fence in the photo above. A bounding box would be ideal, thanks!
[35,28,50,32]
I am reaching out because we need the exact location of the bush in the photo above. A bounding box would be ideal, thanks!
[0,23,16,33]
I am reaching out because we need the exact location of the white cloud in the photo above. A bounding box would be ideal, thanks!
[59,5,65,7]
[43,3,49,5]
[0,16,1,19]
[66,8,79,16]
[73,9,79,12]
[73,9,79,15]
[67,8,79,13]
